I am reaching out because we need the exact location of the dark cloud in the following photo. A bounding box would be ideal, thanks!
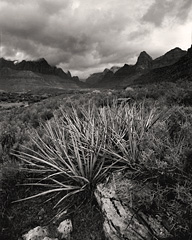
[38,0,70,14]
[0,0,191,78]
[128,28,151,41]
[142,0,192,26]
[176,0,192,22]
[142,0,175,26]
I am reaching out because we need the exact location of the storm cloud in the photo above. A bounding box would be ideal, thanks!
[0,0,191,78]
[142,0,192,26]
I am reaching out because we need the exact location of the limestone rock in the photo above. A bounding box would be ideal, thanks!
[57,219,73,239]
[92,90,101,94]
[22,226,49,240]
[21,219,72,240]
[95,179,171,240]
[125,87,134,92]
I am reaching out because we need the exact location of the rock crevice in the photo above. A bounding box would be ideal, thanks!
[95,177,171,240]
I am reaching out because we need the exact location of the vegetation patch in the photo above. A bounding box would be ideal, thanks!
[1,83,192,239]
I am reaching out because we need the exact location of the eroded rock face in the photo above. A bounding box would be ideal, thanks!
[95,178,171,240]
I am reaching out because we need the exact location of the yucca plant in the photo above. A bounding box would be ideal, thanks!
[13,99,170,218]
[13,103,116,218]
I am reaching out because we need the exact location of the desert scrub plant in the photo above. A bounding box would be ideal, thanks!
[110,104,192,238]
[100,100,171,169]
[13,99,185,221]
[0,128,16,154]
[12,100,165,196]
[13,102,117,218]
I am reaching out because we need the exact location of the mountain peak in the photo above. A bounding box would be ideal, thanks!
[152,47,187,69]
[136,51,153,70]
[172,47,182,51]
[67,70,72,78]
[32,58,49,65]
[110,66,121,73]
[164,47,186,56]
[104,68,110,73]
[137,51,152,60]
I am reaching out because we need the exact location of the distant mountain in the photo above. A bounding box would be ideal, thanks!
[86,47,187,88]
[86,66,121,86]
[110,66,121,73]
[86,71,106,86]
[1,46,189,92]
[152,47,186,69]
[135,51,153,71]
[87,51,153,88]
[0,58,80,92]
[134,46,192,85]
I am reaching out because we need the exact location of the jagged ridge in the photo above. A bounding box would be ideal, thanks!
[86,47,187,88]
[0,58,81,92]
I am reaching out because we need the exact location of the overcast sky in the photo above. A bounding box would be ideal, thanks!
[0,0,191,78]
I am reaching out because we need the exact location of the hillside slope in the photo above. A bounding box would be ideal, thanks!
[0,58,79,92]
[86,47,187,88]
[134,45,192,85]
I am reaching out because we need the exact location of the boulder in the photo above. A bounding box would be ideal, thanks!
[21,219,72,240]
[57,219,73,239]
[125,87,134,92]
[92,90,101,94]
[22,226,49,240]
[95,175,171,240]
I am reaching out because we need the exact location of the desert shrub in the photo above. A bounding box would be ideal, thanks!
[13,103,114,218]
[12,100,164,216]
[110,104,192,238]
[40,109,54,121]
[179,90,192,106]
[165,87,187,106]
[1,160,23,189]
[7,94,192,238]
[0,128,16,154]
[166,106,192,147]
[167,107,186,141]
[12,100,168,216]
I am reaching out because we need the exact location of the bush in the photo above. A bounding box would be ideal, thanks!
[13,103,114,217]
[10,96,192,238]
[13,100,165,217]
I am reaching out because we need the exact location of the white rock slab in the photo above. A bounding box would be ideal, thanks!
[22,226,49,240]
[57,219,73,239]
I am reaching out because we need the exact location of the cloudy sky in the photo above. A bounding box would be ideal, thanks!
[0,0,191,78]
